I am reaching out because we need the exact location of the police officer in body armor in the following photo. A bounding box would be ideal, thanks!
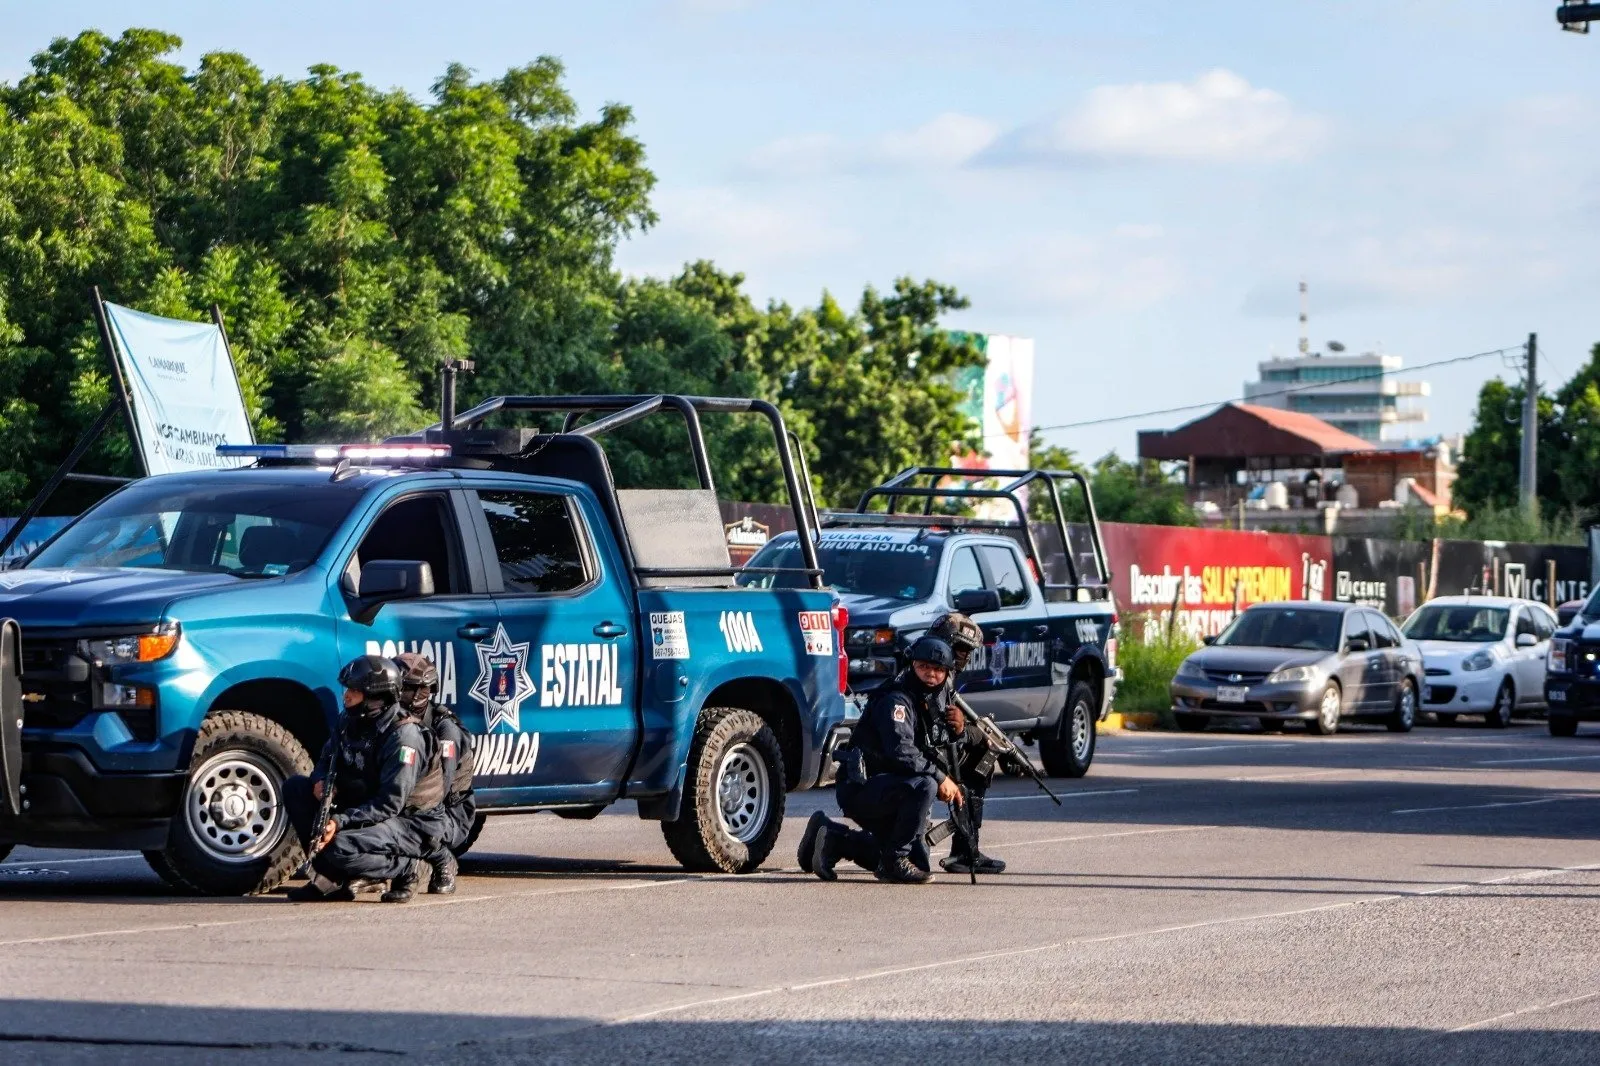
[393,652,476,895]
[925,612,1005,876]
[800,637,962,884]
[284,655,445,903]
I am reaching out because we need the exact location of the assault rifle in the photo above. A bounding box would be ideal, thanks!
[294,727,342,878]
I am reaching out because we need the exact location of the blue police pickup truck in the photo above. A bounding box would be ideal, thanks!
[0,394,844,894]
[740,467,1119,779]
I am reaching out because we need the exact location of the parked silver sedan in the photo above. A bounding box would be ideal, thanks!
[1170,601,1424,735]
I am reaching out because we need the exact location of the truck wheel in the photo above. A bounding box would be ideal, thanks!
[451,813,487,858]
[1039,681,1098,778]
[661,706,785,873]
[0,844,11,864]
[156,711,312,895]
[1549,716,1579,737]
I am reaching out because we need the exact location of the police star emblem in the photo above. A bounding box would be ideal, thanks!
[468,623,534,733]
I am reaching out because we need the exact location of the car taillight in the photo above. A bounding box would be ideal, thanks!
[832,603,849,694]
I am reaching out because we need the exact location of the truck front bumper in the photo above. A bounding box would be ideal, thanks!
[0,746,182,850]
[1546,677,1600,721]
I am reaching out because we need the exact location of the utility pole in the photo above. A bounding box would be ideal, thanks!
[1520,333,1538,516]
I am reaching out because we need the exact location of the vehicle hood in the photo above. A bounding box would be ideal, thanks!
[835,592,921,627]
[1413,639,1495,664]
[0,567,244,628]
[1189,646,1331,674]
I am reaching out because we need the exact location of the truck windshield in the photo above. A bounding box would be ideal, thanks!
[27,479,364,576]
[1402,604,1509,642]
[739,534,943,602]
[1214,607,1342,651]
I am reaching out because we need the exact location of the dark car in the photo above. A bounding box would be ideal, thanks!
[1169,601,1423,735]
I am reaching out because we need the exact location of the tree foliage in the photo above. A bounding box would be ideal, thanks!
[0,29,985,513]
[1026,431,1195,527]
[1456,342,1600,526]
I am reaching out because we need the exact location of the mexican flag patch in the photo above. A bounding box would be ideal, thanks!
[398,746,418,766]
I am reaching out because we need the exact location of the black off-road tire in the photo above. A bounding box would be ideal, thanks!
[451,813,487,858]
[1387,680,1418,733]
[661,707,785,873]
[1174,713,1211,733]
[153,711,312,896]
[1549,716,1579,737]
[1040,681,1098,777]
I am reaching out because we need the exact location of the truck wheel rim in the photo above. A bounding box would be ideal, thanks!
[184,751,287,863]
[1321,687,1340,729]
[1070,700,1092,760]
[715,743,770,844]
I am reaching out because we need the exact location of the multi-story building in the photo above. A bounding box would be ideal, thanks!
[1243,350,1428,444]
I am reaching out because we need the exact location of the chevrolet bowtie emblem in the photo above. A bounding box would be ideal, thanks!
[20,692,45,702]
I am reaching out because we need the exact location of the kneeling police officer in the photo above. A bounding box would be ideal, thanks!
[394,652,476,895]
[284,655,444,902]
[801,636,961,884]
[925,612,1005,876]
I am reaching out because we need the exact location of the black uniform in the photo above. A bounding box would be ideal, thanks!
[829,669,949,871]
[930,681,993,864]
[284,703,444,883]
[412,702,477,867]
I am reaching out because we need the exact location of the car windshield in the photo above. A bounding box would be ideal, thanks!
[1402,604,1509,642]
[738,533,943,602]
[27,478,364,577]
[1214,607,1343,651]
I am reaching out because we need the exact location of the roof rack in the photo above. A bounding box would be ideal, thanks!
[854,466,1110,601]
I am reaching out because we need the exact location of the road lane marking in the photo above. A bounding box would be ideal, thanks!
[983,788,1138,804]
[1474,754,1600,765]
[1447,989,1600,1032]
[0,855,141,868]
[1391,795,1593,815]
[1226,769,1348,782]
[989,825,1218,850]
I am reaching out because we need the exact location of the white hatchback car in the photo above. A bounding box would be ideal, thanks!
[1400,596,1558,727]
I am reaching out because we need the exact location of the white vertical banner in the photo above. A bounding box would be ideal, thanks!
[102,302,254,475]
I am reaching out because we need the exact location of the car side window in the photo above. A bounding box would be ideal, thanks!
[1384,616,1407,646]
[978,545,1029,608]
[355,493,465,595]
[1365,612,1397,649]
[1534,609,1556,640]
[1344,613,1371,650]
[476,490,589,594]
[947,546,984,598]
[1515,609,1538,639]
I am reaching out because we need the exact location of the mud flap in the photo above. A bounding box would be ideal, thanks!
[0,618,20,817]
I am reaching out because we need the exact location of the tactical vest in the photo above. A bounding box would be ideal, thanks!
[433,706,475,800]
[401,713,447,813]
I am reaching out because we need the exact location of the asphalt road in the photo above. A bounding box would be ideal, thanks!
[2,718,1599,1065]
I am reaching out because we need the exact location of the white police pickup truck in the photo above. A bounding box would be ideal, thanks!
[741,467,1118,778]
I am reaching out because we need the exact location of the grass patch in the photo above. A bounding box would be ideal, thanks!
[1115,619,1201,726]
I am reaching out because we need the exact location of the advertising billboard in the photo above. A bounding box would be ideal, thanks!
[949,333,1034,518]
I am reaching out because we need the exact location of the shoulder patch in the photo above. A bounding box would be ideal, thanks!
[398,746,418,766]
[441,740,456,759]
[892,706,907,723]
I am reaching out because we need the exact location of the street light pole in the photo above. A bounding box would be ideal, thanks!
[1520,333,1538,516]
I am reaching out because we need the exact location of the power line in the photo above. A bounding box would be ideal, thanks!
[1021,343,1526,438]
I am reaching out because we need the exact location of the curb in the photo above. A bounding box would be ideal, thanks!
[1101,711,1125,731]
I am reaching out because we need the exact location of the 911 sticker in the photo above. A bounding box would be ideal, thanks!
[720,611,764,653]
[798,611,833,656]
[650,611,690,660]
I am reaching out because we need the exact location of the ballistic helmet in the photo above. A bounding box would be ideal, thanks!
[394,652,439,712]
[338,655,402,701]
[907,636,954,670]
[927,612,982,672]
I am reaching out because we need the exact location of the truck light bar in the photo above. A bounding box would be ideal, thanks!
[217,444,452,461]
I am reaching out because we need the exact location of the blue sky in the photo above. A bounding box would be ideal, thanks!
[4,1,1598,460]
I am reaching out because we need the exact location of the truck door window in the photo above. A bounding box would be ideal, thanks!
[356,495,463,594]
[978,545,1029,608]
[947,547,983,599]
[476,490,589,594]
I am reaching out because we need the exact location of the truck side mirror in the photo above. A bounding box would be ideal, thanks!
[952,588,1001,615]
[351,560,434,623]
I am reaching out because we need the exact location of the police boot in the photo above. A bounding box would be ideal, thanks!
[380,862,425,904]
[813,824,854,882]
[940,851,1007,875]
[796,811,830,875]
[428,852,458,895]
[875,854,934,885]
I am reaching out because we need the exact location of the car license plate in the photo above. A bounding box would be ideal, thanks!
[1216,685,1247,703]
[1549,687,1567,703]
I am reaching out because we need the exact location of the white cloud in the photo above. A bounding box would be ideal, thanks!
[948,228,1186,316]
[618,186,856,277]
[747,112,999,177]
[993,69,1323,164]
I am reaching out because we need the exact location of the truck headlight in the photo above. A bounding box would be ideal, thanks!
[1549,639,1571,674]
[1267,665,1316,685]
[845,626,896,650]
[79,621,181,665]
[1461,647,1498,672]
